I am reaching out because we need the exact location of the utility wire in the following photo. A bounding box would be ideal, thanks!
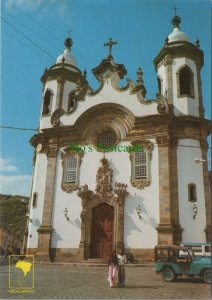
[2,0,63,43]
[0,126,37,131]
[2,29,53,62]
[1,8,62,52]
[1,17,55,61]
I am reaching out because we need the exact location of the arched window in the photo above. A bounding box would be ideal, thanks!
[32,192,37,208]
[177,66,194,98]
[42,90,52,116]
[67,91,76,113]
[188,183,197,202]
[157,77,162,94]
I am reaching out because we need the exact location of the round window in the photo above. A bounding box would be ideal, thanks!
[98,129,117,148]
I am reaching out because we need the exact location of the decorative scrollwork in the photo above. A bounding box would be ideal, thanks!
[95,156,113,201]
[51,108,65,127]
[131,179,150,189]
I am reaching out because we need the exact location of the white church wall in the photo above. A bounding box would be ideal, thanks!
[39,80,58,129]
[61,81,78,112]
[157,64,166,97]
[51,139,159,250]
[177,139,206,242]
[172,58,199,117]
[123,140,159,249]
[51,150,81,248]
[27,153,48,249]
[60,80,159,126]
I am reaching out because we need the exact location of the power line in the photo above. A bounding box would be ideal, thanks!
[1,17,55,61]
[0,126,37,131]
[2,29,53,62]
[2,0,63,43]
[1,8,62,52]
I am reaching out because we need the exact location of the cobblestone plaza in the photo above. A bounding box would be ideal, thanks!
[0,262,210,299]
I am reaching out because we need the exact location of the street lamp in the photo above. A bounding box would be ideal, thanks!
[193,204,198,220]
[63,208,70,222]
[136,205,142,220]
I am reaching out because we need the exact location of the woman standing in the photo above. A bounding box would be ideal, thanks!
[117,248,127,287]
[108,250,118,288]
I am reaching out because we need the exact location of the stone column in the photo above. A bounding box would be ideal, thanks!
[196,63,205,118]
[36,143,58,261]
[200,139,211,242]
[77,185,93,260]
[114,182,128,250]
[156,135,175,245]
[165,55,173,104]
[55,74,65,109]
[169,137,183,243]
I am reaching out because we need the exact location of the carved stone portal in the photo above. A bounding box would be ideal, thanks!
[77,156,128,259]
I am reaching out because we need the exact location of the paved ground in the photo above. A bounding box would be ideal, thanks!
[0,260,211,300]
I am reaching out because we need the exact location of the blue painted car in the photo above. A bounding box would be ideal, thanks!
[155,245,211,284]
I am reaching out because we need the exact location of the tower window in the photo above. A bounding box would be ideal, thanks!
[188,183,197,202]
[42,90,52,116]
[157,77,162,94]
[32,192,37,208]
[177,66,194,98]
[67,91,76,113]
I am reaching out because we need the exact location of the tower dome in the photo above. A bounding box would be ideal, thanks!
[168,15,189,43]
[56,37,77,66]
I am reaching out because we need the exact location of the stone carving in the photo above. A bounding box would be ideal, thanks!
[157,103,166,113]
[51,108,65,127]
[131,179,150,189]
[156,135,169,147]
[95,156,113,201]
[114,182,128,204]
[61,183,79,193]
[46,145,58,158]
[61,147,84,193]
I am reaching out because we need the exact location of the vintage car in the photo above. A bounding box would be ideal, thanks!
[180,242,211,257]
[155,245,211,284]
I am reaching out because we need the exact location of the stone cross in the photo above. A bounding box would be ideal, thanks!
[104,38,117,57]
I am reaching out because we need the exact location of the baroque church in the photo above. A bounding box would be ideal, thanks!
[26,14,211,262]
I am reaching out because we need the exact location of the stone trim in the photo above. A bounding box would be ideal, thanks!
[61,147,84,193]
[41,88,54,117]
[77,157,128,259]
[129,140,153,190]
[176,64,195,99]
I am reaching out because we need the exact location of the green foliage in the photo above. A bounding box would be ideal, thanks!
[0,194,29,242]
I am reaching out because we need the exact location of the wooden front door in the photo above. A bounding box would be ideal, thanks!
[90,203,114,260]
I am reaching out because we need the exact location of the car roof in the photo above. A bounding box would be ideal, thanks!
[155,245,190,251]
[180,242,211,246]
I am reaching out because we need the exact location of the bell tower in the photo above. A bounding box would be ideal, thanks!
[39,37,87,129]
[154,13,204,118]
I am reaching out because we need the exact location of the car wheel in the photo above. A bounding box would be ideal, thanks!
[202,269,211,284]
[162,267,176,282]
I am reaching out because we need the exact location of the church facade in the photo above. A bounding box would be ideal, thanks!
[26,15,211,262]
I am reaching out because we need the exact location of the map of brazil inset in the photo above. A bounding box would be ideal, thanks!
[9,255,34,294]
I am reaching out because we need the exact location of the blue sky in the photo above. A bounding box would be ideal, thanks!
[0,0,211,196]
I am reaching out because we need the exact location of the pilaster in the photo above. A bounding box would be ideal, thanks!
[36,142,58,261]
[156,134,182,244]
[164,55,173,104]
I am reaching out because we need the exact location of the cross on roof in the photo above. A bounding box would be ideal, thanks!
[104,38,117,57]
[174,5,178,16]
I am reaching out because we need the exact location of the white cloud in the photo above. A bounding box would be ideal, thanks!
[0,174,31,196]
[5,0,68,16]
[0,158,17,172]
[5,0,43,11]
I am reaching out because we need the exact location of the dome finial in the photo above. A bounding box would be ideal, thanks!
[172,5,181,28]
[64,37,73,50]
